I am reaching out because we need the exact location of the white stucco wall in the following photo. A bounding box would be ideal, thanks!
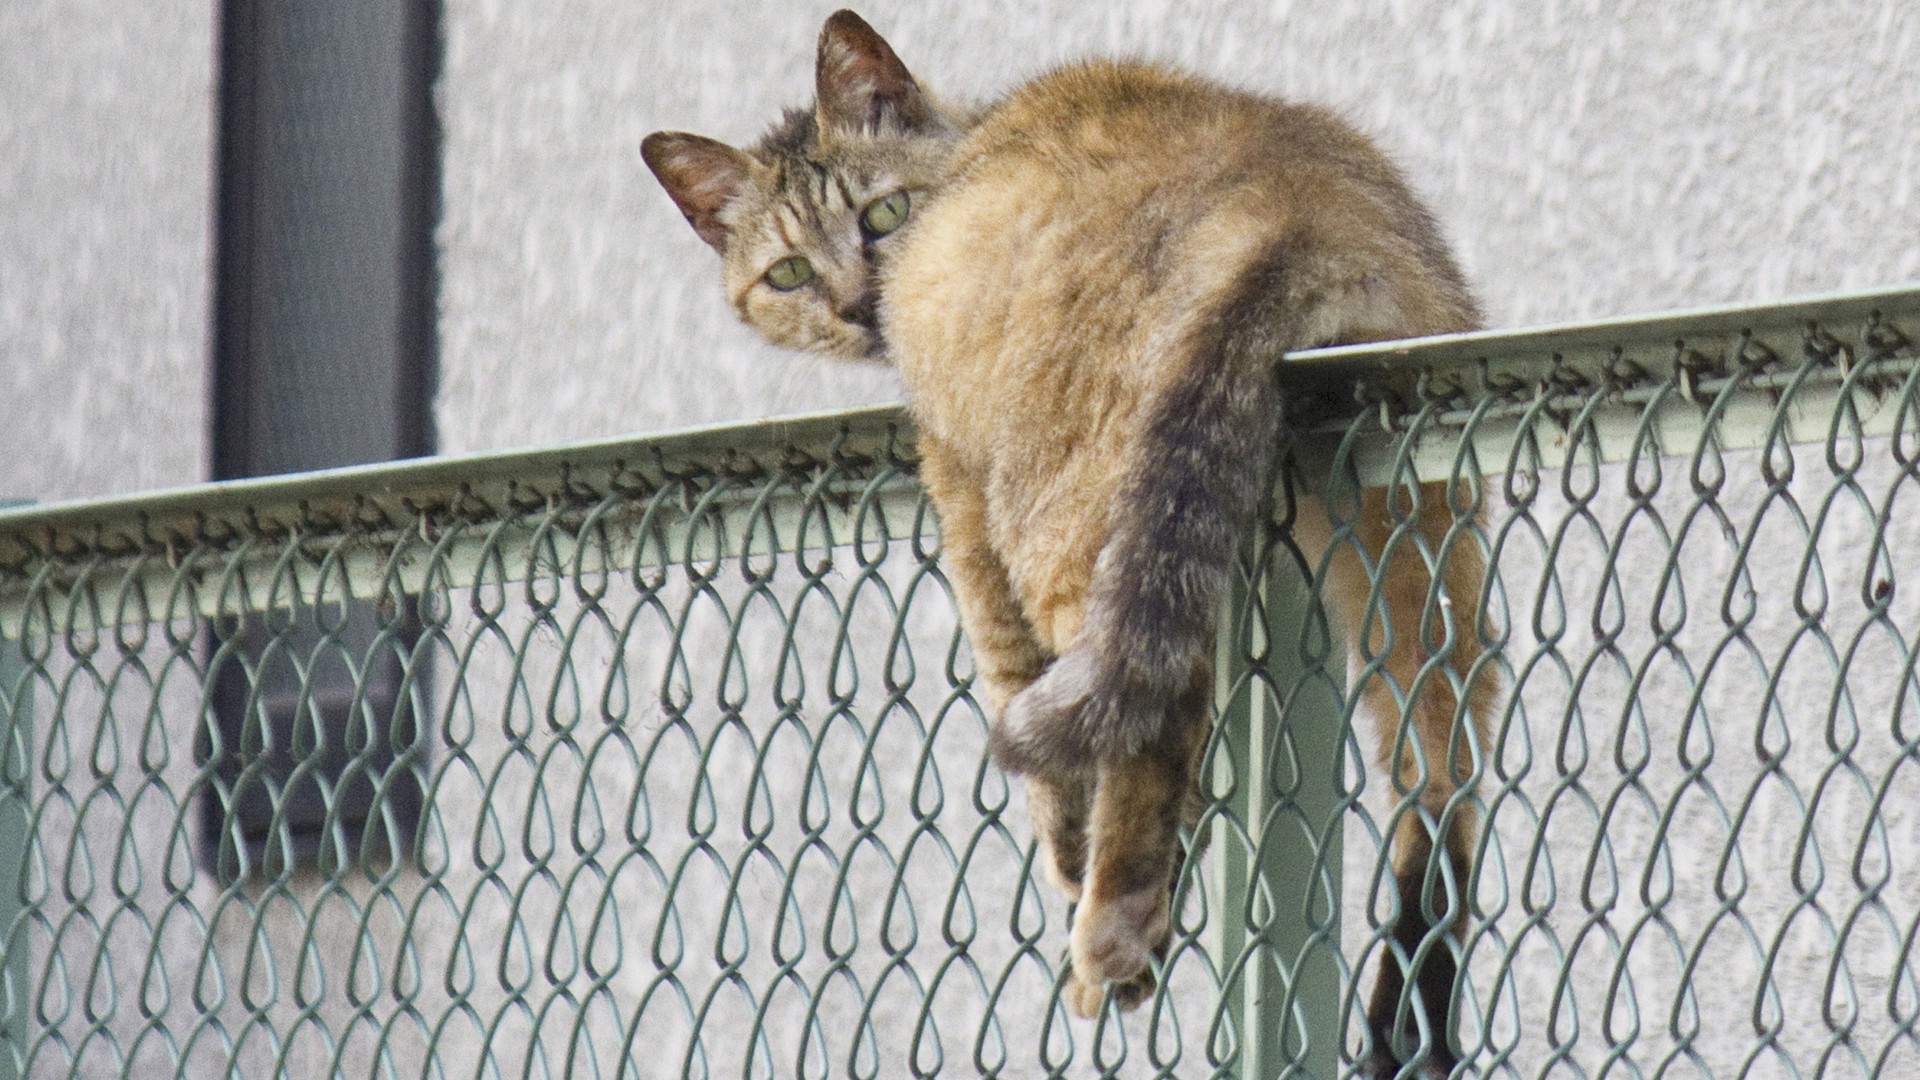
[0,0,213,504]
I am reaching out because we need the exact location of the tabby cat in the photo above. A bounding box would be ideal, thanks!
[644,13,1494,1077]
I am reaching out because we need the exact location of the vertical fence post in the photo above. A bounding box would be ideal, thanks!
[1209,520,1347,1079]
[0,497,31,1080]
[0,625,28,1080]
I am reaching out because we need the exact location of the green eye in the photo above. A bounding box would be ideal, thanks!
[764,256,815,291]
[860,190,910,237]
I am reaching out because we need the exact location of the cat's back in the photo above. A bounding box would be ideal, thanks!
[888,62,1308,396]
[957,58,1374,192]
[886,57,1477,431]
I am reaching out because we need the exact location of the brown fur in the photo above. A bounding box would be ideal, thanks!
[645,13,1496,1076]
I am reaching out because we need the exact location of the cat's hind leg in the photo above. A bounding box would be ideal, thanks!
[1332,480,1494,1078]
[1362,810,1475,1080]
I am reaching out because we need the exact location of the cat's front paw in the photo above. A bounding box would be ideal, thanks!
[1064,883,1168,1014]
[1061,962,1156,1018]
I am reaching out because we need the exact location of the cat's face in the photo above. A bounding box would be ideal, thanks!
[643,11,963,362]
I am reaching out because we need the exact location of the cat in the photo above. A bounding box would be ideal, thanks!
[644,12,1496,1077]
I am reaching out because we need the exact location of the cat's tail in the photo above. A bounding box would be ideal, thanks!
[988,244,1304,774]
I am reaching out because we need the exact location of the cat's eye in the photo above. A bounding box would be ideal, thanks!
[860,191,910,238]
[763,256,815,291]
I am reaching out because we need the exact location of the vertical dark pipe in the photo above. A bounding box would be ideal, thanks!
[209,0,261,482]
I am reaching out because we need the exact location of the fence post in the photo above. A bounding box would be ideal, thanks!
[0,497,31,1080]
[1208,522,1347,1080]
[0,624,28,1080]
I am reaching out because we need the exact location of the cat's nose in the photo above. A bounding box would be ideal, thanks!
[838,291,879,332]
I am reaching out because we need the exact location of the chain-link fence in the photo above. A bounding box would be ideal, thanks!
[4,286,1920,1079]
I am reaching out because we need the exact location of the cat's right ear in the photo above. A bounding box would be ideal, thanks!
[816,10,937,137]
[641,132,755,251]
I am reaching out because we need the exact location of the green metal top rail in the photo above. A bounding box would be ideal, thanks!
[0,404,917,570]
[1290,281,1920,373]
[0,405,924,637]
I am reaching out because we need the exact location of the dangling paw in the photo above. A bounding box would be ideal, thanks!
[1060,884,1169,1017]
[1061,957,1157,1018]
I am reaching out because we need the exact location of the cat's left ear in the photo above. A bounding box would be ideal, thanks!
[642,132,755,251]
[815,10,938,137]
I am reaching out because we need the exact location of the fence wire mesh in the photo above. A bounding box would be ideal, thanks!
[3,287,1920,1080]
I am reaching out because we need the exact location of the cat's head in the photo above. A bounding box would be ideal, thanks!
[643,10,964,362]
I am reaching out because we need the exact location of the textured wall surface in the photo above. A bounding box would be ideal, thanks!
[0,0,214,503]
[437,0,1919,453]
